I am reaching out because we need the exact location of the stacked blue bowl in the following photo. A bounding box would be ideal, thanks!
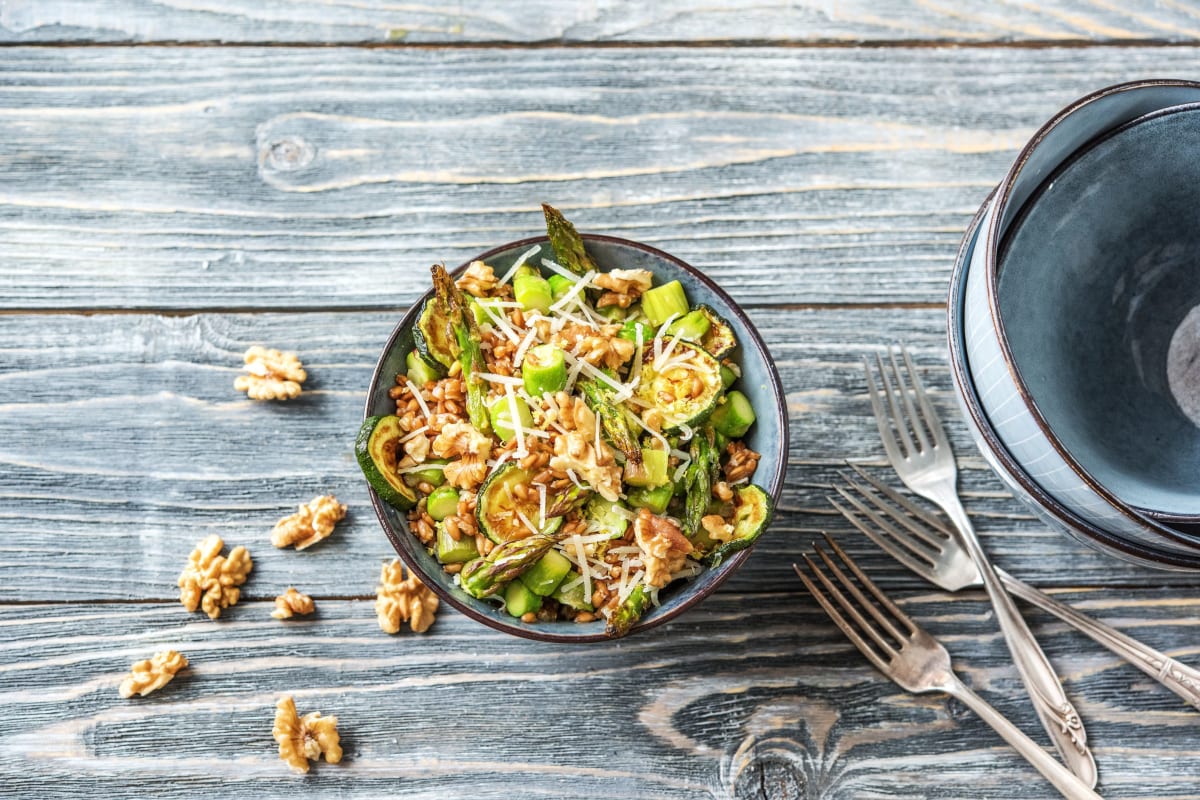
[949,80,1200,569]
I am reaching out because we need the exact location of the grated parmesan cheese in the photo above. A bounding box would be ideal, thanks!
[537,483,547,529]
[503,384,527,458]
[399,425,429,443]
[405,379,432,424]
[477,371,524,386]
[398,462,446,475]
[497,244,542,285]
[571,535,592,605]
[512,326,539,368]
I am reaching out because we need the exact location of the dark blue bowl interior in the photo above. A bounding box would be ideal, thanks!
[366,235,788,642]
[999,105,1200,520]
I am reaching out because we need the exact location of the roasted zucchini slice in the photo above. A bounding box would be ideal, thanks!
[355,415,418,511]
[705,484,773,567]
[696,305,737,358]
[414,295,458,370]
[476,463,564,544]
[634,340,723,434]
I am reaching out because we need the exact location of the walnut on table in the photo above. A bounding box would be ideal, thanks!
[234,346,307,401]
[273,695,343,774]
[271,587,316,620]
[177,534,253,620]
[375,559,439,634]
[271,494,347,550]
[118,650,188,698]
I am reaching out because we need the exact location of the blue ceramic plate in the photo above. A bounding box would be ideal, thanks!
[364,235,789,641]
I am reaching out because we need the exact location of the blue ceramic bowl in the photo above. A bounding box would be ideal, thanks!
[364,235,789,642]
[949,193,1200,570]
[964,80,1200,548]
[999,104,1200,522]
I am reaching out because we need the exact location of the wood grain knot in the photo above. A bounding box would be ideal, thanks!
[261,135,316,173]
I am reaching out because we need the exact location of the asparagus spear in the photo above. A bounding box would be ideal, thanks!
[545,484,592,519]
[606,584,647,638]
[579,378,642,467]
[542,203,598,277]
[432,264,490,433]
[460,534,558,599]
[683,428,715,537]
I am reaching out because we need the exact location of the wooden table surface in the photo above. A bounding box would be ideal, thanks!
[3,3,1200,797]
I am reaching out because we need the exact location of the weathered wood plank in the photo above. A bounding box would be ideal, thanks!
[1,307,1194,603]
[3,0,1200,44]
[1,591,1198,798]
[1,46,1200,309]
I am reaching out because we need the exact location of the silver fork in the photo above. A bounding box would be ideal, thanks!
[833,466,1200,709]
[865,346,1097,786]
[794,537,1102,800]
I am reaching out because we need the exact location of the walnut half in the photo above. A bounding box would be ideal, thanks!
[119,650,188,698]
[633,508,693,588]
[272,587,316,620]
[271,495,347,550]
[234,346,307,401]
[177,535,253,620]
[375,559,439,634]
[273,695,343,774]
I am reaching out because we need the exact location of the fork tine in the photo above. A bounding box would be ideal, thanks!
[831,489,940,562]
[793,561,891,675]
[812,538,912,644]
[847,463,956,539]
[863,355,909,465]
[829,496,940,582]
[900,345,948,449]
[886,346,931,454]
[801,550,901,659]
[822,533,920,636]
[840,471,949,551]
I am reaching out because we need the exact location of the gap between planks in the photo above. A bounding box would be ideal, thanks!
[0,38,1197,50]
[0,301,945,317]
[0,585,1167,607]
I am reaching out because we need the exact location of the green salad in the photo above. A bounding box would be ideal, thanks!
[357,205,771,636]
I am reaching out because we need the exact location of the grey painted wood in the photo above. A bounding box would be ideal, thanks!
[3,0,1200,44]
[0,307,1190,603]
[3,46,1200,309]
[1,592,1198,798]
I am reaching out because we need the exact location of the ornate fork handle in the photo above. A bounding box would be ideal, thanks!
[999,568,1200,709]
[933,488,1098,786]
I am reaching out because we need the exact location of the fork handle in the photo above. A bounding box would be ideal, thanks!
[931,489,1098,787]
[941,675,1103,800]
[998,568,1200,709]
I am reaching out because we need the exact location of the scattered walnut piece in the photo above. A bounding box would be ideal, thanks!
[178,534,253,620]
[455,260,498,297]
[633,508,693,588]
[403,433,431,463]
[723,441,762,483]
[273,695,343,774]
[594,268,653,309]
[550,428,621,502]
[375,559,439,634]
[234,346,307,401]
[271,495,347,550]
[272,587,316,620]
[701,514,735,544]
[576,333,635,371]
[119,650,188,698]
